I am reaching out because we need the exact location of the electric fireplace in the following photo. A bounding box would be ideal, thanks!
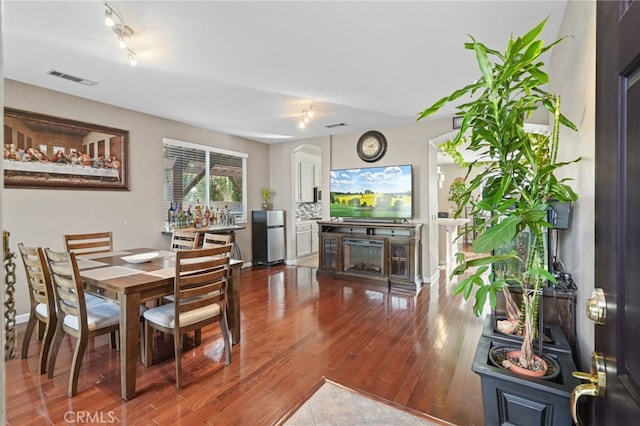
[343,238,384,276]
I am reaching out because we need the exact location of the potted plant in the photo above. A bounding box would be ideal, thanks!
[417,17,581,425]
[261,188,275,210]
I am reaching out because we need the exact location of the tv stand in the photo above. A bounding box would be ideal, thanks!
[317,221,423,294]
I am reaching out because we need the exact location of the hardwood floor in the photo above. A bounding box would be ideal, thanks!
[6,264,486,425]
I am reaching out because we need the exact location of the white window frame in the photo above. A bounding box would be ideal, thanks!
[163,137,248,224]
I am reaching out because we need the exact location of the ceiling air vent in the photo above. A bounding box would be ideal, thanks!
[325,123,347,129]
[46,69,98,86]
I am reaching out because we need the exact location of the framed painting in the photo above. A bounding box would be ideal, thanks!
[3,108,129,190]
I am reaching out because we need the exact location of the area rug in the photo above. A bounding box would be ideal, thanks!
[278,378,457,425]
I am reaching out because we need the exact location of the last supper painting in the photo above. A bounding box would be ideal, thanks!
[3,108,129,190]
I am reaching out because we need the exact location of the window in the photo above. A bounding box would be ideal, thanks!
[163,138,248,224]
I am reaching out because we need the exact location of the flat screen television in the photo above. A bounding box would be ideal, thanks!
[329,164,412,219]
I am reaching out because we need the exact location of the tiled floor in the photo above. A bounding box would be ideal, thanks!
[289,253,319,268]
[283,381,455,426]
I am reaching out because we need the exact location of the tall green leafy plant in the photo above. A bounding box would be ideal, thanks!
[417,18,580,368]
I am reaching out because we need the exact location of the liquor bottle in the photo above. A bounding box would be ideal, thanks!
[168,202,175,228]
[204,206,211,227]
[177,203,184,228]
[186,205,193,227]
[194,204,203,228]
[176,206,185,229]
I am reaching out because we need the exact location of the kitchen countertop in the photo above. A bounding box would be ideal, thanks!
[296,218,322,223]
[437,218,470,226]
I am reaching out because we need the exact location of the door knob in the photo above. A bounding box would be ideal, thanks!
[571,352,606,425]
[586,288,607,324]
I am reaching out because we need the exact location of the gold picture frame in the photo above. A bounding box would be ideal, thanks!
[3,108,129,190]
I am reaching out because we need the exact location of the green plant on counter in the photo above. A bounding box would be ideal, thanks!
[261,188,275,203]
[261,188,275,210]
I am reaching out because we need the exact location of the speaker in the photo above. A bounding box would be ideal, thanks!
[549,200,571,230]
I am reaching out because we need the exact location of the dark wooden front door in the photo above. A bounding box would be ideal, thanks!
[593,0,640,423]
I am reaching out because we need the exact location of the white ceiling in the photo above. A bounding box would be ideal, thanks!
[3,1,568,145]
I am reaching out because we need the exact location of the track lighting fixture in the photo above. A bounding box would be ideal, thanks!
[104,8,115,27]
[127,49,138,66]
[104,2,137,66]
[298,103,315,129]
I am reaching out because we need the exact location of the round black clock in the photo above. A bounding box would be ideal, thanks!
[356,130,387,162]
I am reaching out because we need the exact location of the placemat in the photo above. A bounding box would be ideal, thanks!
[80,266,143,280]
[157,250,176,258]
[144,267,175,278]
[76,251,132,260]
[76,259,108,270]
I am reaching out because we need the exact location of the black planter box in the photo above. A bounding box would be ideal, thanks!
[482,313,573,354]
[472,335,580,426]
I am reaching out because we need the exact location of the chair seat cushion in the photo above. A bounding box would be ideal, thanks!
[64,300,120,331]
[35,302,49,318]
[143,302,221,329]
[85,292,109,307]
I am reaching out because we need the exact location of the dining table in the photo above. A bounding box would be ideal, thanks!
[76,247,242,401]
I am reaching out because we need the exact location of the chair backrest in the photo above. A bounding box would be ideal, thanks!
[173,245,232,329]
[201,232,232,249]
[63,232,113,256]
[44,249,87,336]
[171,230,200,251]
[18,243,55,318]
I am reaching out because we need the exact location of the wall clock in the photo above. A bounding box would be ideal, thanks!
[356,130,387,162]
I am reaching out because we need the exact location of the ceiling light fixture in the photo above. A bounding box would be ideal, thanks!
[127,49,138,66]
[104,2,137,66]
[298,103,315,129]
[104,8,115,27]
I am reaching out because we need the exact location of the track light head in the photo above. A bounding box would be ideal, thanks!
[104,3,138,66]
[105,8,115,27]
[128,50,138,66]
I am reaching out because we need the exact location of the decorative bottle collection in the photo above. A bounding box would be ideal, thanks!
[166,200,234,230]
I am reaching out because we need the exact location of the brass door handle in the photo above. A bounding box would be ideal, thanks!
[571,352,606,425]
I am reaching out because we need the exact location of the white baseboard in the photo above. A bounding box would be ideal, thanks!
[15,313,29,325]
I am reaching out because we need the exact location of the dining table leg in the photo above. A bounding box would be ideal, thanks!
[120,291,141,400]
[228,262,241,344]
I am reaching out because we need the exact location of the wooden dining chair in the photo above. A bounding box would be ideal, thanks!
[201,232,232,249]
[63,231,113,256]
[170,230,200,251]
[18,244,57,375]
[143,245,232,389]
[44,248,121,397]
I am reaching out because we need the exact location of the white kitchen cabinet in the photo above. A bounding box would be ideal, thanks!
[296,222,312,257]
[297,161,315,202]
[311,222,319,253]
[313,163,321,187]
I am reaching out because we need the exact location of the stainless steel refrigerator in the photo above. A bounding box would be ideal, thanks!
[252,210,285,265]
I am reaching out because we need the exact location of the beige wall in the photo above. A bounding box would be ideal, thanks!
[4,79,270,320]
[550,0,596,370]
